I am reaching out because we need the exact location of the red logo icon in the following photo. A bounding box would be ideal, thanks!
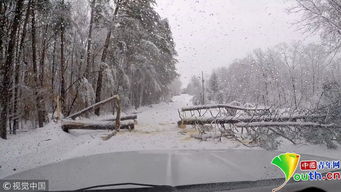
[300,160,317,171]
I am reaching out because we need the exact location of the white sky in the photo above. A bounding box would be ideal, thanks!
[155,0,317,86]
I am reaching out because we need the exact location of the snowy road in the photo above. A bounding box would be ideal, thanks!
[0,94,241,178]
[1,94,340,178]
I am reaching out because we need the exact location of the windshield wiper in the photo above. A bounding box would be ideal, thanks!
[75,182,176,191]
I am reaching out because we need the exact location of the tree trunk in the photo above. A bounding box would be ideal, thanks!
[291,74,298,109]
[85,0,96,79]
[178,115,327,126]
[102,114,137,121]
[0,0,24,139]
[235,121,337,128]
[262,71,269,106]
[66,95,119,120]
[94,2,120,116]
[9,26,21,134]
[94,68,104,115]
[51,35,57,91]
[0,2,5,63]
[60,0,66,116]
[114,96,121,131]
[139,78,145,107]
[181,104,270,112]
[38,23,49,123]
[39,24,48,87]
[13,0,31,132]
[70,32,76,86]
[31,2,44,128]
[62,120,134,133]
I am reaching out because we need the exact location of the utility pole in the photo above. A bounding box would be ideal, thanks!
[201,71,205,105]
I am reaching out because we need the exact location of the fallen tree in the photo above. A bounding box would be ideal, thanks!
[102,115,137,121]
[62,120,135,133]
[65,95,119,120]
[178,115,327,126]
[61,95,135,140]
[181,104,270,112]
[178,100,341,150]
[234,122,338,128]
[178,103,339,149]
[191,132,223,140]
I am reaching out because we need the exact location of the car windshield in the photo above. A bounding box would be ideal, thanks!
[1,0,341,191]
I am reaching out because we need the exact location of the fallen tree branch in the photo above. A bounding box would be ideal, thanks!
[102,114,137,121]
[191,132,222,140]
[178,115,327,126]
[181,104,270,112]
[268,128,296,145]
[237,121,335,128]
[65,95,119,120]
[235,121,337,128]
[101,130,118,141]
[61,120,134,132]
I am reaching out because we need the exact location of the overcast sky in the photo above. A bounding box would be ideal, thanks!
[155,0,317,86]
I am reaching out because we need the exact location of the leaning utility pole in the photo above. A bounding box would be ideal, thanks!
[201,71,205,105]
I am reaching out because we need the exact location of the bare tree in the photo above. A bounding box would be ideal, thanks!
[12,0,31,132]
[60,0,67,116]
[30,1,46,127]
[293,0,341,51]
[0,0,24,139]
[84,0,96,79]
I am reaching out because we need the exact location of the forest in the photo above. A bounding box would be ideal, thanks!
[187,42,341,109]
[186,0,341,116]
[184,0,341,149]
[184,41,341,149]
[1,0,341,150]
[0,0,178,139]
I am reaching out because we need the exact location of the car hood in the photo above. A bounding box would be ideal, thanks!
[4,149,331,191]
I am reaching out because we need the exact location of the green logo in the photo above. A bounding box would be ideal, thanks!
[271,153,300,192]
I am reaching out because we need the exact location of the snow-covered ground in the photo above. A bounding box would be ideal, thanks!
[1,94,340,178]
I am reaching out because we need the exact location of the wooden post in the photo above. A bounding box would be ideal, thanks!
[201,71,205,105]
[56,96,61,120]
[114,96,121,131]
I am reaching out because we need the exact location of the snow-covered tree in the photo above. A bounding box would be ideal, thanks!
[112,0,178,108]
[185,76,203,105]
[0,0,178,138]
[201,42,335,110]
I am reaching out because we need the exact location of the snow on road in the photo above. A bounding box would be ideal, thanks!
[1,94,340,178]
[0,94,240,178]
